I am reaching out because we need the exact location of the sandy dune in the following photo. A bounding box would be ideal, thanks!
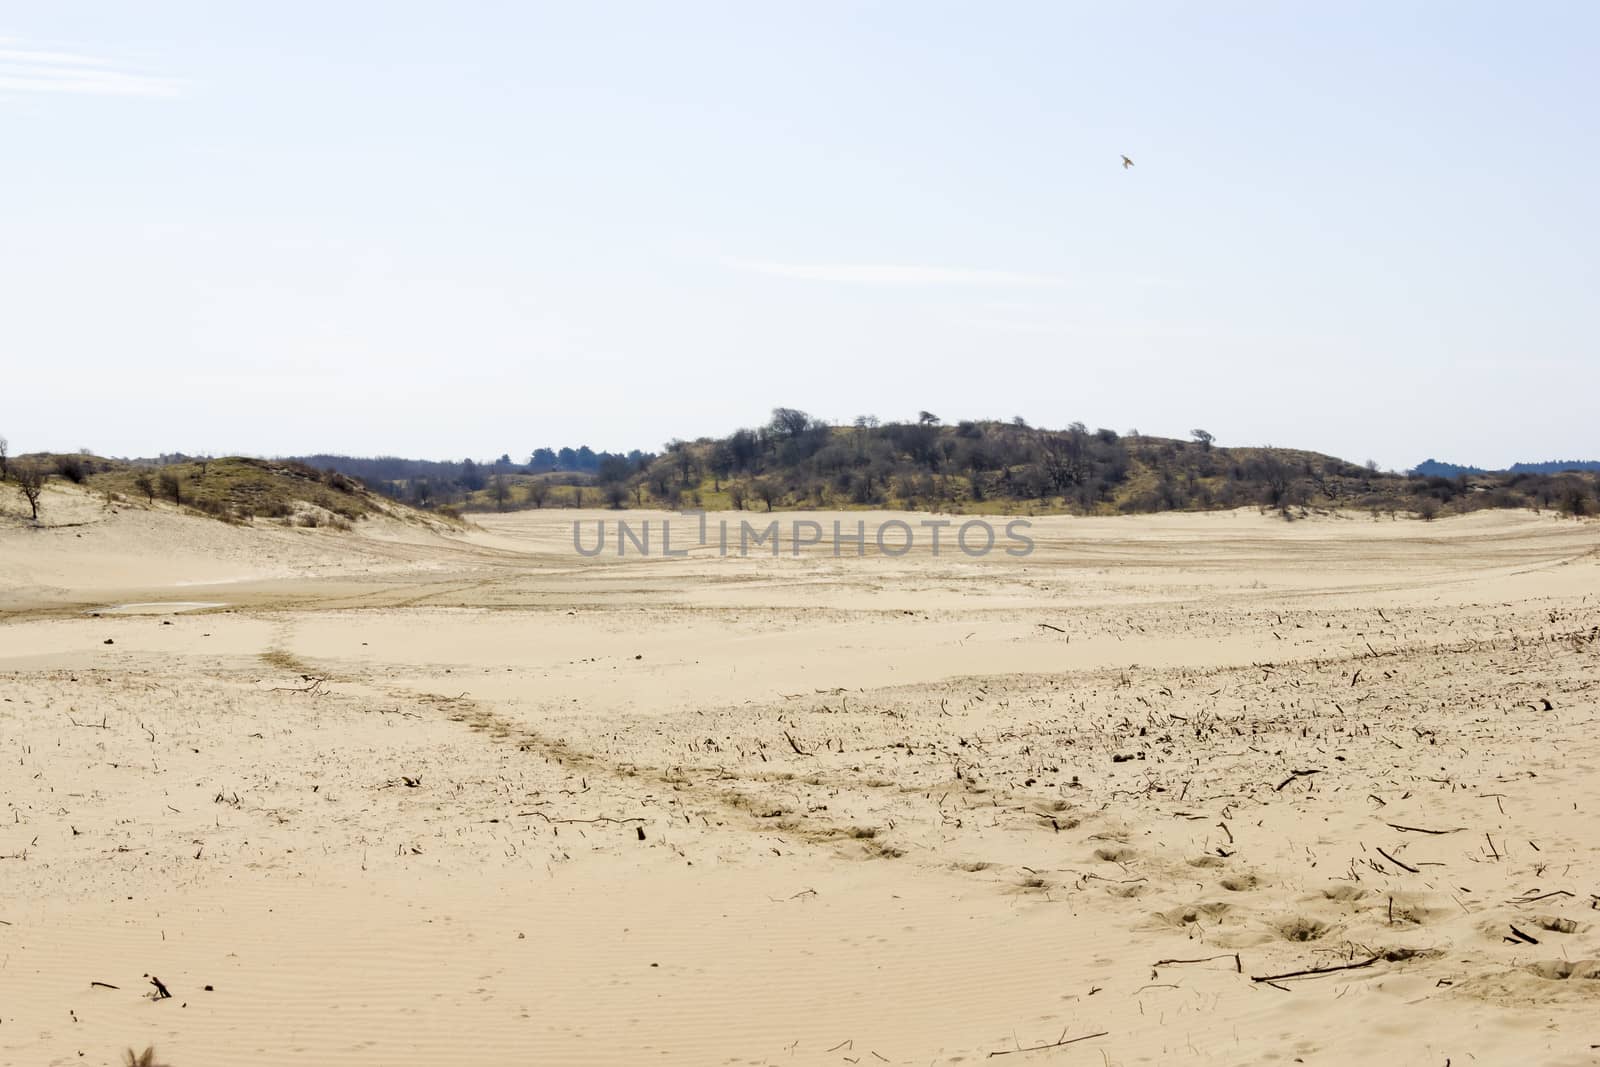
[3,498,1598,1065]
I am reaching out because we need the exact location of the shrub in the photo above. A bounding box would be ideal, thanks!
[56,455,86,483]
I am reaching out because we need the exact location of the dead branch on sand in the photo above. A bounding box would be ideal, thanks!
[988,1029,1109,1057]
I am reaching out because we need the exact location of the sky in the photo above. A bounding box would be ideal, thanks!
[2,2,1595,470]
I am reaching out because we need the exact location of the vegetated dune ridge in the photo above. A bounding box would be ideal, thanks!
[2,487,1598,1066]
[0,479,476,615]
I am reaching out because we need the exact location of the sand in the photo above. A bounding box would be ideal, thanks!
[3,493,1599,1065]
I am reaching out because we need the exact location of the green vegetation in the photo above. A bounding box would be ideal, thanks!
[3,411,1596,527]
[429,410,1600,521]
[1,451,384,528]
[89,456,375,525]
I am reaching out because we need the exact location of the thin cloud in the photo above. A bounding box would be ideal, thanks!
[0,39,179,97]
[956,317,1213,339]
[733,259,1068,287]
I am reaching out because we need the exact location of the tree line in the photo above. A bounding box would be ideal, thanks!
[295,408,1600,521]
[6,414,1599,523]
[283,449,656,510]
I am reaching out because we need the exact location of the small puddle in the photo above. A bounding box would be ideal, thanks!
[87,602,228,616]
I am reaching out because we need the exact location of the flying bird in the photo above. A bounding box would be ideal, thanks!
[1121,155,1135,169]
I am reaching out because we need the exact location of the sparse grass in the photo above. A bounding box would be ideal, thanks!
[87,456,376,526]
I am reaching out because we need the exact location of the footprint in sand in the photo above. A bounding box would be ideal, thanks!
[1525,959,1600,981]
[1092,845,1135,863]
[1318,884,1367,903]
[1150,901,1235,929]
[1276,916,1333,943]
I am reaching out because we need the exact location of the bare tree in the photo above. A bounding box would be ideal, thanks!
[752,479,779,511]
[158,470,182,505]
[491,473,509,510]
[134,471,156,503]
[647,456,675,501]
[1036,427,1092,493]
[0,434,8,480]
[1191,428,1215,451]
[14,462,44,520]
[674,447,696,486]
[1255,454,1294,511]
[526,479,549,508]
[707,442,732,491]
[767,407,811,439]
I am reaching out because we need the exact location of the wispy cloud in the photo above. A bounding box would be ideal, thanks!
[954,317,1214,340]
[0,39,179,97]
[733,259,1068,287]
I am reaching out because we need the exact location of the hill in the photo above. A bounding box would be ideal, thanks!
[1507,459,1600,474]
[295,409,1599,521]
[1410,459,1487,478]
[1413,457,1600,477]
[7,413,1596,528]
[1,452,457,531]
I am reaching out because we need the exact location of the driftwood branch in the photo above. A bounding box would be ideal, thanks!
[1275,769,1322,791]
[1251,955,1380,983]
[1508,889,1571,904]
[269,676,328,694]
[1153,953,1242,973]
[515,812,644,826]
[1376,847,1419,873]
[988,1030,1109,1057]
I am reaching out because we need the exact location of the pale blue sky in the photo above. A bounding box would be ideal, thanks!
[2,2,1594,469]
